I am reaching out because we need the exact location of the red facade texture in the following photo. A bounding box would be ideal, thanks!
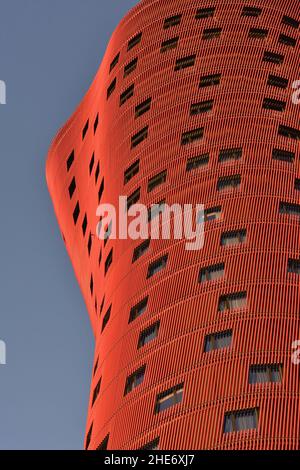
[46,0,300,450]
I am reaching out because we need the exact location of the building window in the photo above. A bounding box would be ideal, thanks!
[93,357,99,376]
[100,295,105,313]
[82,120,89,140]
[95,162,100,183]
[199,206,222,222]
[186,153,209,171]
[278,34,296,47]
[138,321,160,348]
[224,408,258,433]
[249,364,282,384]
[295,179,300,191]
[163,14,182,29]
[278,125,300,140]
[139,438,159,450]
[128,32,142,51]
[124,365,146,395]
[147,254,168,279]
[148,170,167,192]
[104,249,113,275]
[92,378,101,406]
[196,7,215,19]
[204,329,232,352]
[88,232,92,255]
[199,73,221,88]
[175,54,196,71]
[272,148,295,163]
[98,178,104,203]
[90,275,94,296]
[68,177,76,199]
[124,57,138,78]
[218,291,247,311]
[96,434,109,451]
[73,202,80,225]
[282,15,299,29]
[263,98,286,112]
[267,74,288,89]
[202,28,222,40]
[104,221,112,246]
[263,51,284,65]
[102,305,111,332]
[279,201,300,216]
[85,423,93,450]
[217,174,241,191]
[241,6,262,17]
[129,297,148,323]
[82,214,88,236]
[131,126,148,148]
[148,199,166,222]
[110,52,120,73]
[94,114,99,134]
[89,152,95,175]
[248,28,268,39]
[107,78,116,99]
[190,99,214,115]
[221,229,246,246]
[66,150,75,171]
[288,258,300,274]
[132,239,150,263]
[219,147,242,162]
[124,160,140,184]
[181,127,203,145]
[120,84,134,106]
[127,188,140,211]
[161,37,179,53]
[135,97,152,118]
[155,383,183,414]
[199,263,225,282]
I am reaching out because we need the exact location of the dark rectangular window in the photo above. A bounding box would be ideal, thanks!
[249,28,268,39]
[221,229,246,246]
[181,127,204,145]
[132,239,150,263]
[92,378,101,406]
[135,97,152,118]
[94,114,99,134]
[267,74,288,89]
[88,232,92,256]
[104,221,112,246]
[218,291,247,311]
[98,178,104,203]
[199,73,221,88]
[163,14,182,29]
[138,321,160,348]
[241,6,262,17]
[95,161,100,183]
[82,214,87,236]
[174,54,196,71]
[279,201,300,216]
[93,357,99,376]
[147,254,168,279]
[278,125,300,140]
[249,364,282,384]
[288,258,300,274]
[68,177,76,199]
[196,7,215,19]
[272,148,295,163]
[282,15,299,29]
[110,52,120,73]
[263,51,284,65]
[202,28,222,40]
[85,424,93,450]
[219,147,242,162]
[124,57,138,77]
[128,32,142,51]
[131,126,148,148]
[139,438,159,450]
[90,275,94,296]
[204,329,232,352]
[100,295,105,313]
[129,297,148,323]
[89,152,95,175]
[148,199,166,222]
[67,150,75,171]
[186,153,209,171]
[217,174,241,191]
[73,202,80,225]
[224,408,258,433]
[127,188,140,211]
[161,37,179,53]
[263,97,286,112]
[101,305,111,332]
[104,249,113,276]
[200,206,221,222]
[190,99,214,115]
[96,434,109,451]
[279,33,296,47]
[124,160,140,184]
[148,170,167,192]
[199,263,225,282]
[124,365,146,395]
[82,120,89,140]
[155,383,183,414]
[107,78,116,99]
[120,84,134,106]
[295,179,300,191]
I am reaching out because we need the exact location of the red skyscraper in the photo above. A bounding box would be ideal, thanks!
[46,0,300,450]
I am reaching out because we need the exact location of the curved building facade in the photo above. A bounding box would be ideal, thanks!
[46,0,300,450]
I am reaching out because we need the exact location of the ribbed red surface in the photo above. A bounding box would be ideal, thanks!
[46,0,300,450]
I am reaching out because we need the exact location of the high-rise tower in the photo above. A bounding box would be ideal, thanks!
[46,0,300,450]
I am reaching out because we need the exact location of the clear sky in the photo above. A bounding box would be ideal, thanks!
[0,0,138,450]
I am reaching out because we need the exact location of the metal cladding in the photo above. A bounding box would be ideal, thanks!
[46,0,300,450]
